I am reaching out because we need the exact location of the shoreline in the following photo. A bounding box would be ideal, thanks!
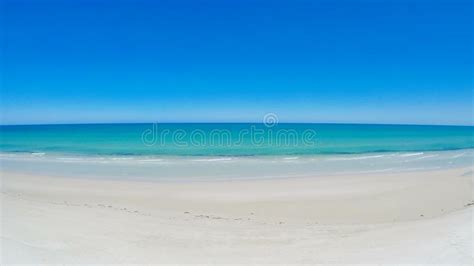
[1,166,473,264]
[1,147,473,159]
[1,149,472,182]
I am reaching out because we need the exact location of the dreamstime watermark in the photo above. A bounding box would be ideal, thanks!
[142,113,317,147]
[263,113,278,128]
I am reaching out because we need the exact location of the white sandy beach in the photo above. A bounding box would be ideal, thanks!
[1,166,473,264]
[2,0,472,264]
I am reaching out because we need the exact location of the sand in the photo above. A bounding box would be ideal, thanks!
[1,167,473,264]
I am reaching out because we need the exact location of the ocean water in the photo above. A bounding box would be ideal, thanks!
[1,123,473,156]
[1,123,473,181]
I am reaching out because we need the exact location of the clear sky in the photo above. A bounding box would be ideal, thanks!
[1,0,472,125]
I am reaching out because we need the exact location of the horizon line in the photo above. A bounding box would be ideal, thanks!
[1,121,473,127]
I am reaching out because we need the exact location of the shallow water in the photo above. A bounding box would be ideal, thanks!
[1,149,472,181]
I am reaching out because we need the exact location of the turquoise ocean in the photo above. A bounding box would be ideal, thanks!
[1,123,473,156]
[1,123,473,181]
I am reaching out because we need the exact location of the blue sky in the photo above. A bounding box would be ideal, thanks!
[1,0,472,125]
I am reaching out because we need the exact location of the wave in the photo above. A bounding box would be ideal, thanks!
[192,158,233,162]
[405,155,439,161]
[399,152,424,157]
[326,154,388,161]
[137,159,164,162]
[0,147,473,162]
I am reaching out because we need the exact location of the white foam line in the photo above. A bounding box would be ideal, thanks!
[448,153,466,159]
[399,152,424,157]
[110,157,134,161]
[192,158,233,162]
[57,157,85,161]
[137,159,164,162]
[407,154,438,161]
[326,155,386,161]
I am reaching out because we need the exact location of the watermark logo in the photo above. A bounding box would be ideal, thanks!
[263,113,279,128]
[142,113,317,147]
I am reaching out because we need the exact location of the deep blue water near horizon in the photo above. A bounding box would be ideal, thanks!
[0,123,473,157]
